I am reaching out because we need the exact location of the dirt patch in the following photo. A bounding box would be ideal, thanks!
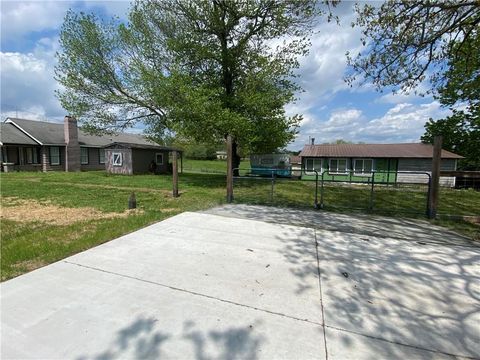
[1,197,143,226]
[12,259,46,272]
[26,180,183,195]
[161,208,181,213]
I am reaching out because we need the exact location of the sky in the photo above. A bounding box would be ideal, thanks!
[0,1,452,151]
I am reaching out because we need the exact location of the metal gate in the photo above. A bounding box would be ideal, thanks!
[232,168,433,217]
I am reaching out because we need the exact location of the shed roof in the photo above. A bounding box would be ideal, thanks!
[299,143,463,159]
[4,118,160,147]
[0,123,38,145]
[104,142,182,152]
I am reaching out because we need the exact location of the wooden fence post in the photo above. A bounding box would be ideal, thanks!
[172,150,179,198]
[428,136,442,219]
[226,135,234,203]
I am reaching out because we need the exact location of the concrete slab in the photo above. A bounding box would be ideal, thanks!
[2,205,479,359]
[203,204,476,246]
[1,261,324,359]
[316,229,480,358]
[325,327,465,360]
[65,212,321,322]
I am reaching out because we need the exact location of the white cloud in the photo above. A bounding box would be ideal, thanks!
[350,101,451,143]
[290,4,363,114]
[0,1,129,45]
[289,108,364,149]
[0,1,73,42]
[1,42,65,121]
[287,101,451,150]
[325,108,363,127]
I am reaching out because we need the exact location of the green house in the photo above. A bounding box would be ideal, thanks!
[299,143,463,186]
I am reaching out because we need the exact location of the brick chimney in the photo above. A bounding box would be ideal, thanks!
[64,116,81,171]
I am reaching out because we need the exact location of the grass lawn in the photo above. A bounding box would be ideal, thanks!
[1,165,479,281]
[182,158,251,173]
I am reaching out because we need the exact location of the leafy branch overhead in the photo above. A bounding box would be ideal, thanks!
[421,32,479,170]
[55,0,335,157]
[347,0,479,169]
[347,0,480,95]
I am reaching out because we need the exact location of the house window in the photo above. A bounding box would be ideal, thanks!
[81,148,89,164]
[354,159,374,176]
[99,149,105,164]
[112,152,123,166]
[25,147,39,164]
[155,153,164,165]
[305,158,322,174]
[329,158,348,174]
[50,147,60,165]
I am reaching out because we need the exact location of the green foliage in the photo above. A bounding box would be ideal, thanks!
[421,32,479,170]
[422,112,480,170]
[348,1,479,167]
[347,1,480,94]
[438,32,479,119]
[55,0,329,155]
[334,139,352,144]
[181,143,219,160]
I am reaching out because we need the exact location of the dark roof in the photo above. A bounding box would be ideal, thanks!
[4,118,159,147]
[104,142,182,152]
[78,132,158,147]
[0,123,38,145]
[299,143,463,159]
[6,118,64,145]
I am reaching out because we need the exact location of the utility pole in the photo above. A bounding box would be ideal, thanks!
[172,150,179,198]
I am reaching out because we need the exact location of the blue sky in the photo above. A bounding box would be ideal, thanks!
[0,1,451,150]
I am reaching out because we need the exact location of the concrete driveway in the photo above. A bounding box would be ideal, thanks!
[1,205,479,359]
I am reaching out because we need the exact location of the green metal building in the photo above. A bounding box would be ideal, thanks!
[299,143,462,186]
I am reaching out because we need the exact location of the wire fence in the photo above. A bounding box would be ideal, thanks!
[232,168,480,219]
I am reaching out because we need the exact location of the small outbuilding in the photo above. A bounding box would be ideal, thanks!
[105,143,182,175]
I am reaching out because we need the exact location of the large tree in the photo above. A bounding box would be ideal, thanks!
[347,0,479,169]
[422,112,480,170]
[421,32,479,170]
[56,0,329,173]
[347,0,480,96]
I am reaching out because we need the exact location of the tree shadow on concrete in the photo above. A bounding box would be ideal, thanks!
[77,317,263,360]
[182,320,263,360]
[241,204,480,359]
[206,204,477,246]
[316,231,480,359]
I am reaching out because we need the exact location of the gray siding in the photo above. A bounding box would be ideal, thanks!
[1,145,64,172]
[132,149,170,174]
[44,146,65,172]
[80,147,106,171]
[105,148,132,175]
[397,158,456,186]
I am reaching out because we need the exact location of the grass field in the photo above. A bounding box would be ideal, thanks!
[181,158,251,173]
[1,162,479,281]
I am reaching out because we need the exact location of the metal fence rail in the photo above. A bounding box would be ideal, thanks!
[233,168,438,217]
